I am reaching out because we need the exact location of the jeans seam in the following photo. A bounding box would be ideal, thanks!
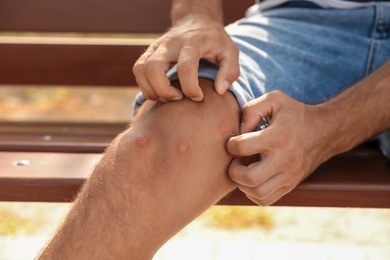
[366,4,380,75]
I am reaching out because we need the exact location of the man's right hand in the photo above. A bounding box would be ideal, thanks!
[132,13,240,102]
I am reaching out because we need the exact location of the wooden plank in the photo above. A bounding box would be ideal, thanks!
[0,0,253,33]
[0,121,128,136]
[0,134,112,153]
[0,0,171,34]
[1,146,389,207]
[0,152,98,202]
[223,189,390,208]
[0,41,145,86]
[0,0,255,87]
[0,121,127,152]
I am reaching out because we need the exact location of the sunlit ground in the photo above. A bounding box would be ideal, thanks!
[0,87,389,259]
[0,203,389,259]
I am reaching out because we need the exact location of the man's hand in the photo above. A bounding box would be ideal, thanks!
[226,91,330,206]
[132,13,239,102]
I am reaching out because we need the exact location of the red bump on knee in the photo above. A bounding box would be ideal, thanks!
[178,142,188,153]
[218,119,233,136]
[134,134,150,149]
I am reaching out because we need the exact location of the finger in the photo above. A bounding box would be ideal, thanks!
[133,61,159,101]
[237,172,284,201]
[226,131,266,157]
[240,96,274,133]
[228,158,276,187]
[243,168,297,206]
[247,186,294,206]
[142,45,184,100]
[177,46,203,101]
[214,44,240,95]
[134,72,159,100]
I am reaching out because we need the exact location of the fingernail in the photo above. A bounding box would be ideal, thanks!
[159,98,168,103]
[217,81,231,95]
[191,96,203,102]
[171,96,183,101]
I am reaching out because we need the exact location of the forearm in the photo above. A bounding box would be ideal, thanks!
[171,0,223,24]
[315,60,390,159]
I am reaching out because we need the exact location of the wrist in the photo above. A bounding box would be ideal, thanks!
[171,0,223,25]
[310,101,363,160]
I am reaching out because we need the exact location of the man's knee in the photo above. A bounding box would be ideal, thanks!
[116,79,241,172]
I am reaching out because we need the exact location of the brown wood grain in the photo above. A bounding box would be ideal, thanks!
[0,0,253,33]
[1,145,389,207]
[0,42,144,86]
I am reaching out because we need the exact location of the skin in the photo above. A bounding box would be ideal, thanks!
[133,0,390,206]
[38,0,390,257]
[133,0,240,102]
[38,79,241,259]
[227,61,390,205]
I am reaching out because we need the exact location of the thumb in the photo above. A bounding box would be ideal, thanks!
[214,49,240,95]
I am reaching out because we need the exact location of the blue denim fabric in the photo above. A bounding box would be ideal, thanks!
[133,3,390,158]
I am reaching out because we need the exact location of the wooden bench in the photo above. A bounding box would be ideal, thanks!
[1,0,389,208]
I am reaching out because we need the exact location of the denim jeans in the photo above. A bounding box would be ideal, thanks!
[134,3,390,158]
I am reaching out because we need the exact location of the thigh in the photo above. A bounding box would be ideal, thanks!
[225,6,377,105]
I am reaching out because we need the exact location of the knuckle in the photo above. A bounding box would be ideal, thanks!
[177,60,193,75]
[233,138,247,156]
[228,167,240,181]
[243,173,259,187]
[267,90,288,104]
[227,66,240,81]
[227,42,239,56]
[132,62,144,76]
[143,59,163,74]
[253,198,268,207]
[245,192,269,206]
[253,187,268,200]
[242,101,256,113]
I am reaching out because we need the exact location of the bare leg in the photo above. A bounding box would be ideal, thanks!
[38,79,240,259]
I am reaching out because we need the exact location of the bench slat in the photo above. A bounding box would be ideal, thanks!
[0,135,110,153]
[0,152,98,202]
[0,121,126,152]
[0,41,145,86]
[0,121,127,135]
[0,0,171,34]
[0,0,253,33]
[1,146,389,207]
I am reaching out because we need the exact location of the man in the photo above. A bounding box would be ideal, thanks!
[39,0,390,258]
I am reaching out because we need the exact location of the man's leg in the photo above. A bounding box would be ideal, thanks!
[38,78,241,259]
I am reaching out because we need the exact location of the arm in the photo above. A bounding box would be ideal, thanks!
[226,60,390,206]
[133,0,239,102]
[315,60,390,157]
[171,0,223,24]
